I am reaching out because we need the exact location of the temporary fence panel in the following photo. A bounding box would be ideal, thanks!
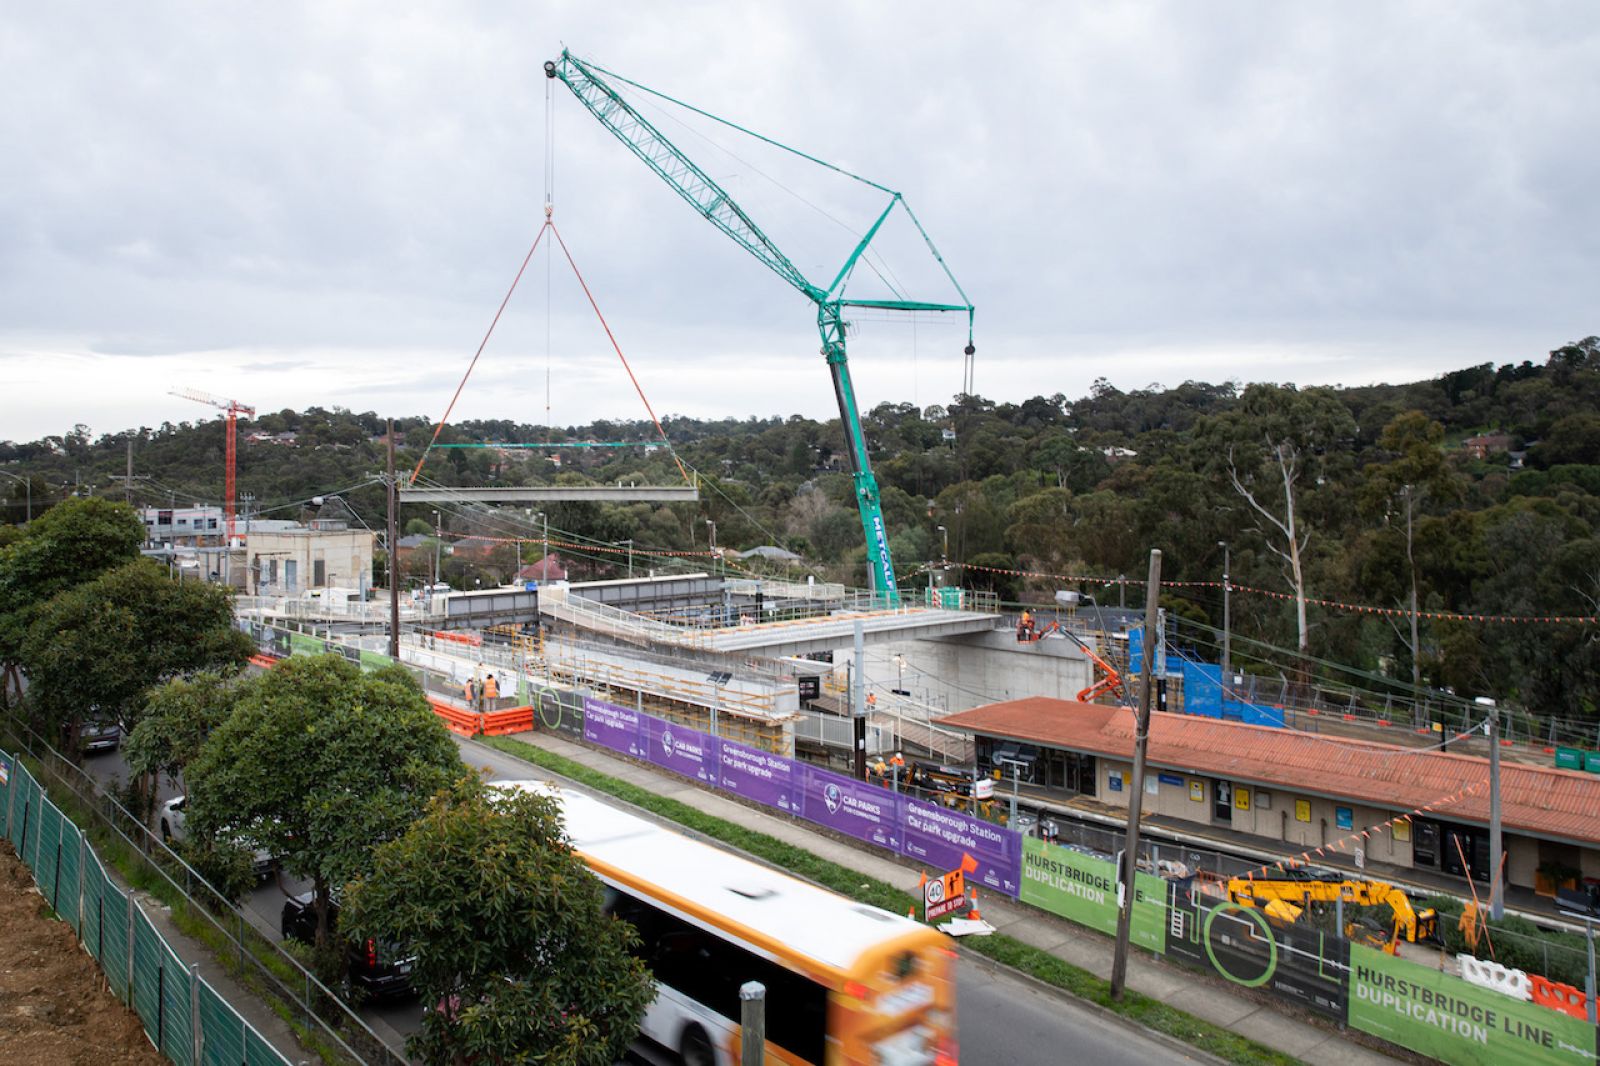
[1347,943,1599,1066]
[60,819,83,934]
[0,751,292,1066]
[159,940,195,1066]
[197,980,246,1066]
[133,901,164,1048]
[101,881,131,1002]
[578,697,1026,896]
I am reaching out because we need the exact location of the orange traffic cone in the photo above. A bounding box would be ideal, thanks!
[908,904,917,920]
[967,888,982,922]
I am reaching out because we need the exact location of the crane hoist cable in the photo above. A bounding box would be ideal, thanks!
[408,209,691,487]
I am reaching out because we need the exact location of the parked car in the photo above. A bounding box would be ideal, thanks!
[280,891,415,999]
[158,795,276,878]
[80,719,121,755]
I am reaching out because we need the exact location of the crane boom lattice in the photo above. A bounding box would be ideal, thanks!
[546,49,975,604]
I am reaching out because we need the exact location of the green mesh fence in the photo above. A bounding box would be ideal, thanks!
[0,752,291,1066]
[132,903,164,1047]
[81,850,106,963]
[196,980,245,1066]
[102,886,131,1002]
[160,939,194,1066]
[57,824,82,934]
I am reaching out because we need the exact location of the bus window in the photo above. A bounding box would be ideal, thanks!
[613,888,827,1064]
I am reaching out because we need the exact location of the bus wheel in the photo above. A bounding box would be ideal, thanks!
[679,1025,715,1066]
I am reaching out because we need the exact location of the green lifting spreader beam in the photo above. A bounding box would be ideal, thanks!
[545,50,975,606]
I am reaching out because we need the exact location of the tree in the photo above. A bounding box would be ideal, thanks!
[342,778,655,1066]
[184,655,461,951]
[1201,385,1357,662]
[0,497,144,701]
[20,560,252,755]
[125,670,238,795]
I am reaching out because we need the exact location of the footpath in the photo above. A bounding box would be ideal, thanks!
[503,727,1410,1066]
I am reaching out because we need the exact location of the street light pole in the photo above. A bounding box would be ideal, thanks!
[937,524,948,563]
[1483,696,1504,919]
[386,420,399,659]
[432,510,442,587]
[1111,548,1162,1001]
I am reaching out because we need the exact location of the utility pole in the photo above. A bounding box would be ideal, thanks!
[1483,696,1503,919]
[386,421,400,659]
[1111,548,1162,1001]
[1218,541,1231,688]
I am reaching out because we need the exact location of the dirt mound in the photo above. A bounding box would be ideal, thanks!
[0,841,164,1066]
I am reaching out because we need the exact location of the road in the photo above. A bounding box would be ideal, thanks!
[455,739,1196,1066]
[80,739,1194,1065]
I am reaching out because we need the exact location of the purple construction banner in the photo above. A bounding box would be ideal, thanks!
[570,699,1025,898]
[583,697,645,759]
[718,740,797,812]
[799,765,904,852]
[642,714,718,785]
[901,797,1023,896]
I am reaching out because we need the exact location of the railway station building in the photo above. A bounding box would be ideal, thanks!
[937,697,1600,897]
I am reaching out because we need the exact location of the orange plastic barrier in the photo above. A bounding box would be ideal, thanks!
[480,706,534,736]
[1530,974,1589,1019]
[431,630,484,647]
[426,699,533,738]
[428,698,481,737]
[248,654,281,669]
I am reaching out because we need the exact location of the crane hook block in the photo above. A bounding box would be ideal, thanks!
[543,61,557,78]
[964,343,976,356]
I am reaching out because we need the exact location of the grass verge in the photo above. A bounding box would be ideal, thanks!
[483,735,1303,1066]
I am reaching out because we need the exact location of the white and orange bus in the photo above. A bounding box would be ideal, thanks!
[494,781,957,1066]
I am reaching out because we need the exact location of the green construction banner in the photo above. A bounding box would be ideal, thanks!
[358,649,392,672]
[1020,837,1166,952]
[288,633,325,657]
[1347,944,1599,1066]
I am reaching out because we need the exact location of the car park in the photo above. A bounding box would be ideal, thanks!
[280,891,415,1000]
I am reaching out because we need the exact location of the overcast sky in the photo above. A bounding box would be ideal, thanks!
[3,2,1597,443]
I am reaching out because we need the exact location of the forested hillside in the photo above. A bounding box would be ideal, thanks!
[5,336,1600,720]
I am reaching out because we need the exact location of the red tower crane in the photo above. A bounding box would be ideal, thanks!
[169,387,256,543]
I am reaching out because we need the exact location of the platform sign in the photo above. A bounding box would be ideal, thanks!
[924,867,967,921]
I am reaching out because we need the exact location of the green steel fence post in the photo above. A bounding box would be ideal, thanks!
[190,963,201,1066]
[77,832,85,933]
[125,892,135,1007]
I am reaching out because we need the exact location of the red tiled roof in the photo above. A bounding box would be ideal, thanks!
[939,698,1600,845]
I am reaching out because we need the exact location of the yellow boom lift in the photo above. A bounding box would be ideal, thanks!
[1226,877,1439,954]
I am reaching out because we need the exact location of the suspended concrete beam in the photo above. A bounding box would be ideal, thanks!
[399,485,699,504]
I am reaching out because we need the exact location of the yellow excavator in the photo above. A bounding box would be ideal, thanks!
[1226,878,1439,954]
